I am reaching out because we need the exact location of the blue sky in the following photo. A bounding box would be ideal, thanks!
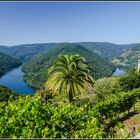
[0,2,140,46]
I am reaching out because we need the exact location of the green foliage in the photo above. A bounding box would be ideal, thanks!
[95,88,140,119]
[115,128,129,138]
[0,95,103,138]
[23,44,115,89]
[94,77,121,100]
[0,52,21,77]
[0,85,19,102]
[119,69,140,92]
[1,85,140,138]
[45,54,94,102]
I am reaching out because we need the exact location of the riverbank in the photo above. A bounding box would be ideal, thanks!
[0,66,126,95]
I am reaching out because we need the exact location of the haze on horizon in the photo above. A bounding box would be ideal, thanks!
[0,2,140,46]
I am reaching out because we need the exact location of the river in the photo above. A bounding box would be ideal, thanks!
[0,66,125,94]
[113,67,126,76]
[0,66,36,94]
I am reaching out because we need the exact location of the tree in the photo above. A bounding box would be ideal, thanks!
[45,54,94,103]
[119,68,140,92]
[94,77,121,100]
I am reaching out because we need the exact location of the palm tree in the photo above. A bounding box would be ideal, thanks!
[45,54,94,103]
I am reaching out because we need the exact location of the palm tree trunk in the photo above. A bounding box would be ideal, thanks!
[68,88,73,103]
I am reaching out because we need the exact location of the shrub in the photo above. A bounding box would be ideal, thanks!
[94,77,121,100]
[0,95,103,138]
[119,68,140,92]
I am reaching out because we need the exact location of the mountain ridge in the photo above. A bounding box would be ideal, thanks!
[0,42,136,62]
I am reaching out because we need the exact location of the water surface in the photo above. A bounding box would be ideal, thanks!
[0,66,36,94]
[113,67,126,76]
[0,66,125,94]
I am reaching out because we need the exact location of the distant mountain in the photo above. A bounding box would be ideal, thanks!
[23,43,116,89]
[0,52,21,77]
[0,42,134,62]
[77,42,133,59]
[111,43,140,68]
[0,43,61,62]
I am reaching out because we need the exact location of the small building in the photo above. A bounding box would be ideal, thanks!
[134,133,140,139]
[138,56,140,72]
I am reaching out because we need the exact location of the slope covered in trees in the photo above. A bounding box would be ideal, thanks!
[23,44,116,89]
[0,43,60,62]
[77,42,133,59]
[0,42,134,62]
[0,52,21,77]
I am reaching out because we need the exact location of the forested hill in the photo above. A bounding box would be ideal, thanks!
[0,42,134,62]
[0,43,62,62]
[77,42,133,59]
[0,52,21,77]
[23,43,116,89]
[111,43,140,68]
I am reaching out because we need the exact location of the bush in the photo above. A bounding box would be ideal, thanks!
[94,77,121,100]
[95,88,140,119]
[1,86,140,138]
[0,95,103,138]
[119,69,140,92]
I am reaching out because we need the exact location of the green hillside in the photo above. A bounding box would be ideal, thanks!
[77,42,133,59]
[111,44,140,68]
[0,42,134,62]
[0,43,61,62]
[23,43,116,89]
[0,52,21,77]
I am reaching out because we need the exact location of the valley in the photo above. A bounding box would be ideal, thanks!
[0,41,135,90]
[0,42,134,62]
[0,41,140,139]
[0,42,137,92]
[1,2,140,138]
[23,43,116,89]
